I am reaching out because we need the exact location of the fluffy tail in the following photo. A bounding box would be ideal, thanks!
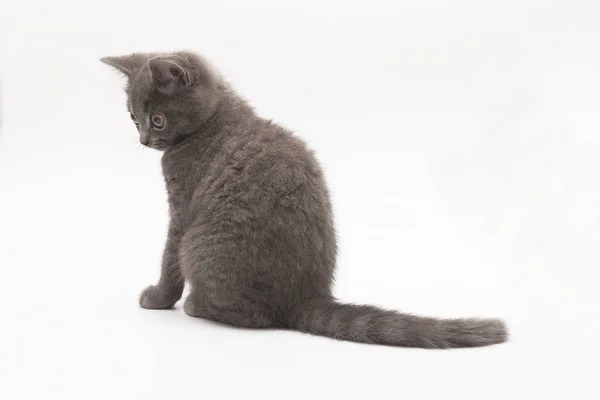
[289,298,507,349]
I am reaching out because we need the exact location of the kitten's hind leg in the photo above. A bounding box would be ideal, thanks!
[179,222,278,328]
[183,289,275,329]
[139,224,185,309]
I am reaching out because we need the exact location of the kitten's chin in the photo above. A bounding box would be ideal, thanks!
[146,141,169,151]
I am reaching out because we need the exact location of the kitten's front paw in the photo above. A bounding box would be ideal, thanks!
[139,285,178,309]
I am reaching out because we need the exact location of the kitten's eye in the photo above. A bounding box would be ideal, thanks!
[129,112,138,124]
[151,113,166,129]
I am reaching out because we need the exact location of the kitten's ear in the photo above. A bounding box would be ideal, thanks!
[149,58,190,95]
[100,54,147,78]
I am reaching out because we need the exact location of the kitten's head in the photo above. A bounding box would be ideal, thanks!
[101,51,220,150]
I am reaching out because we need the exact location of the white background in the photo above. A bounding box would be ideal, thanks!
[1,1,599,399]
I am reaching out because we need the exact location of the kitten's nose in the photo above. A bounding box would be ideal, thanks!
[140,133,150,145]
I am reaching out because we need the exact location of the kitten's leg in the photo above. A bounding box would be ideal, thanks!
[139,225,185,309]
[183,289,275,328]
[178,220,277,327]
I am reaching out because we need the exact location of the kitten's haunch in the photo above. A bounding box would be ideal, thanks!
[101,50,508,349]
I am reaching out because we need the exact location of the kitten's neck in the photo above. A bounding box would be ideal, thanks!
[161,91,255,167]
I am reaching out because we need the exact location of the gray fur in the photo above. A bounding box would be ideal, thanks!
[101,51,508,348]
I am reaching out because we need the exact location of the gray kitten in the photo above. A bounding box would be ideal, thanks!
[101,51,507,348]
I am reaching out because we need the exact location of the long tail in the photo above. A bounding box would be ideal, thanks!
[288,298,507,348]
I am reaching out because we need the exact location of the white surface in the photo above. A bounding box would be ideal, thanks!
[1,1,599,399]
